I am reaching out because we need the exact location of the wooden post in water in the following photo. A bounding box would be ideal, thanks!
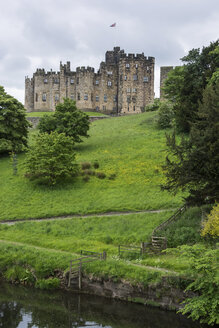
[68,260,72,287]
[78,262,82,290]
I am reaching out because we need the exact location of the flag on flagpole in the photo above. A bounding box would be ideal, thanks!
[110,23,116,27]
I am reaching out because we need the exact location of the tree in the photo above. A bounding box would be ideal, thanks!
[157,101,174,129]
[201,203,219,238]
[162,72,219,205]
[163,40,219,132]
[167,244,219,325]
[38,98,90,143]
[0,86,30,154]
[24,132,78,185]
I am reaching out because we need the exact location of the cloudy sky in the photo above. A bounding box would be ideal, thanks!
[0,0,218,104]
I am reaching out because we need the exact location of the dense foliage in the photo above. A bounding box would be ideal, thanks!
[157,101,174,129]
[0,86,30,154]
[144,98,160,112]
[162,73,219,205]
[168,245,219,325]
[163,40,219,132]
[25,132,78,185]
[38,98,90,143]
[201,203,219,238]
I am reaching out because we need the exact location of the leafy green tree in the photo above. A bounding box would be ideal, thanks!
[24,132,78,185]
[144,98,160,112]
[162,72,219,205]
[163,40,219,132]
[0,86,30,154]
[167,244,219,325]
[38,98,90,143]
[157,101,174,129]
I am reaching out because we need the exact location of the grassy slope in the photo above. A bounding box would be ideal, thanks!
[0,112,183,221]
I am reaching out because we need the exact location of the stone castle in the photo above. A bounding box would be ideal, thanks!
[25,47,155,114]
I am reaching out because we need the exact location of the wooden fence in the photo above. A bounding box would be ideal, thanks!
[68,250,106,289]
[118,245,142,257]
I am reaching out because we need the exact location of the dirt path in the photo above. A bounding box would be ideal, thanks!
[0,208,176,225]
[0,239,177,275]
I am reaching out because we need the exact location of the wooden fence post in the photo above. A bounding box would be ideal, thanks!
[102,251,107,260]
[78,261,82,290]
[118,245,120,256]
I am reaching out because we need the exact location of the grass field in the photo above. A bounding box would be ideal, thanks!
[26,111,108,117]
[0,112,183,221]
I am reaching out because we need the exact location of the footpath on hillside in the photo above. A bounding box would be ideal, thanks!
[0,208,176,225]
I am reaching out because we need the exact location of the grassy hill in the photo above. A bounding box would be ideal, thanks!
[0,112,183,221]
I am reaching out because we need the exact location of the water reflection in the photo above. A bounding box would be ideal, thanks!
[0,282,208,328]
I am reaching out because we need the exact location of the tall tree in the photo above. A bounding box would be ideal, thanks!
[38,98,90,143]
[163,40,219,132]
[162,72,219,205]
[0,86,30,154]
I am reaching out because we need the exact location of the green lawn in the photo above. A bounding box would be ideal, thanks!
[0,112,183,221]
[26,111,108,117]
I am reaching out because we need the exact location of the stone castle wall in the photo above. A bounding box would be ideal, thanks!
[25,47,155,114]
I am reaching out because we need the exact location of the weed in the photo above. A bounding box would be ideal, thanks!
[93,161,99,169]
[81,162,91,170]
[96,172,106,179]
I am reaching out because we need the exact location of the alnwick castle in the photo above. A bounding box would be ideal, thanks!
[25,47,173,114]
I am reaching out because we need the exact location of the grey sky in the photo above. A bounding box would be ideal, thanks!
[0,0,218,103]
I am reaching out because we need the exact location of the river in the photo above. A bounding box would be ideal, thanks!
[0,282,209,328]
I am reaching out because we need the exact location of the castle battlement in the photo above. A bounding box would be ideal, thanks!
[25,47,155,114]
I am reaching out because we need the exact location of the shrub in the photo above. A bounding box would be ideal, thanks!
[108,173,116,180]
[201,203,219,238]
[93,161,100,169]
[81,162,92,170]
[96,172,106,179]
[144,98,160,112]
[83,175,90,182]
[24,132,78,185]
[157,101,174,129]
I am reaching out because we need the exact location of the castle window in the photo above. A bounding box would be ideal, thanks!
[103,105,106,111]
[143,76,149,82]
[125,63,130,68]
[77,77,79,84]
[55,94,59,101]
[135,64,138,69]
[42,93,46,101]
[124,75,127,81]
[91,93,93,101]
[133,106,136,111]
[44,78,48,84]
[133,74,138,81]
[127,96,131,103]
[127,88,131,93]
[104,94,107,102]
[132,88,137,93]
[107,81,112,87]
[70,79,74,84]
[84,94,88,101]
[95,80,99,85]
[132,97,136,103]
[96,95,99,102]
[114,95,117,102]
[35,93,38,102]
[147,66,150,71]
[54,78,59,84]
[70,94,74,100]
[96,106,99,111]
[77,93,80,100]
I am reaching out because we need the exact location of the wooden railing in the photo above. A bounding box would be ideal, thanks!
[68,250,106,288]
[118,244,142,257]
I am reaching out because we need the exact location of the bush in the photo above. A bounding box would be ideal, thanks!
[96,172,106,179]
[157,101,174,129]
[144,98,160,112]
[81,162,92,170]
[93,161,99,169]
[24,132,78,185]
[201,203,219,238]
